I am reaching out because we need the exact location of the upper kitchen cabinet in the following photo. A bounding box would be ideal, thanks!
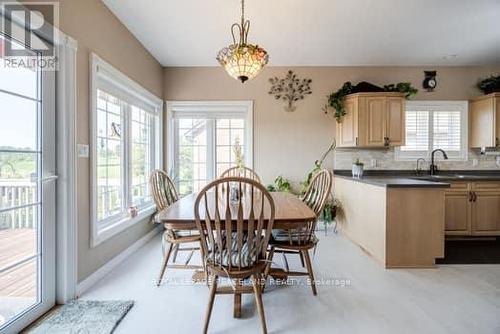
[469,93,500,148]
[336,93,406,148]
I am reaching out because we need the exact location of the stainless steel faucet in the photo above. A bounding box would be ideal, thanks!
[415,158,426,175]
[430,149,448,175]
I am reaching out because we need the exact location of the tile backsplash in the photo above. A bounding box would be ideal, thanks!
[334,148,500,171]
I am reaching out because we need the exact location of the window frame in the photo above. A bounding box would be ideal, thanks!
[90,54,163,247]
[166,101,253,194]
[395,100,468,161]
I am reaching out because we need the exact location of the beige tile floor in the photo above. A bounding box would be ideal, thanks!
[81,231,500,334]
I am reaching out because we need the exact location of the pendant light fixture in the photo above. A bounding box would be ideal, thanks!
[216,0,269,83]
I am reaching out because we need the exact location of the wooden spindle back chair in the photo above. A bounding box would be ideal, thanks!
[149,170,201,286]
[265,169,332,296]
[194,176,275,334]
[220,166,262,184]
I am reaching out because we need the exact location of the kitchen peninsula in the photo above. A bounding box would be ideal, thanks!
[335,172,450,268]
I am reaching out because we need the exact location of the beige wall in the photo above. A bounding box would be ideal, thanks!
[164,66,500,189]
[56,0,163,282]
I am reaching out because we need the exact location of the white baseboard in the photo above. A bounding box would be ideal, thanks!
[76,226,162,297]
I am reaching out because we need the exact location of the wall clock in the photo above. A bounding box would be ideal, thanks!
[423,71,437,92]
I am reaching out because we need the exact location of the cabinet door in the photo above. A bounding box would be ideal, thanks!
[472,191,500,234]
[386,97,405,146]
[363,97,386,147]
[444,191,471,235]
[469,98,495,148]
[336,97,358,147]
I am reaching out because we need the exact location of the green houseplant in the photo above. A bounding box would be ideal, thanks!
[477,75,500,94]
[266,175,292,192]
[327,81,418,122]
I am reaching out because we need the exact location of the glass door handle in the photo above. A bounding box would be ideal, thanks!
[40,175,59,183]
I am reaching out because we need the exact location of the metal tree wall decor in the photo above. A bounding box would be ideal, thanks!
[268,70,312,112]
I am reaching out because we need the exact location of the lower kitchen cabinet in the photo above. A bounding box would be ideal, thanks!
[445,182,500,236]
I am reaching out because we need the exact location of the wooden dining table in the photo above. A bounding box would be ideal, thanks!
[156,191,316,318]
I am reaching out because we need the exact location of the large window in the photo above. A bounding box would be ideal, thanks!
[167,101,253,196]
[396,101,468,161]
[91,54,162,246]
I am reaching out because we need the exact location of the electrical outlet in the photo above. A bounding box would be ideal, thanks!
[496,156,500,167]
[371,159,377,168]
[77,144,89,158]
[472,159,479,167]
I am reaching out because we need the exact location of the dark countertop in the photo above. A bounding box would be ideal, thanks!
[334,170,500,188]
[334,174,451,188]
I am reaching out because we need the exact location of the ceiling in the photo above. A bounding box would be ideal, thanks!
[102,0,500,67]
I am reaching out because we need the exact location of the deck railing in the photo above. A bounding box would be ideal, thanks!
[0,180,37,229]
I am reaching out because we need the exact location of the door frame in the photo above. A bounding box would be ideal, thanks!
[0,4,78,333]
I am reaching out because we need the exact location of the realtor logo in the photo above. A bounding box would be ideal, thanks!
[1,1,59,70]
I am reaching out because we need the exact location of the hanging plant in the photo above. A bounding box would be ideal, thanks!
[477,75,500,95]
[327,82,353,122]
[327,81,418,122]
[383,82,418,98]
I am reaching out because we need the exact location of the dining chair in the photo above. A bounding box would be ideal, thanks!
[220,166,262,184]
[194,177,275,334]
[264,169,332,296]
[149,169,202,286]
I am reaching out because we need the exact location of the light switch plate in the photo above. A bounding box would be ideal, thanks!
[371,159,377,168]
[77,144,89,158]
[472,159,479,167]
[496,156,500,167]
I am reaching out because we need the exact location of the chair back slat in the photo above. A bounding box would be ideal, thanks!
[194,177,275,270]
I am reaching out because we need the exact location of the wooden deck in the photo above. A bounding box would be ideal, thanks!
[0,229,36,298]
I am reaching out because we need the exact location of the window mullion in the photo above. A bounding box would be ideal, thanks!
[123,102,131,210]
[208,119,216,181]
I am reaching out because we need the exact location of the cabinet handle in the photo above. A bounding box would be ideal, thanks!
[472,191,477,202]
[496,137,499,147]
[384,137,390,147]
[468,191,473,202]
[355,137,358,146]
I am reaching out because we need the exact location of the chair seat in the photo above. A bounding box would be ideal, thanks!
[270,229,318,248]
[174,230,198,237]
[206,233,265,268]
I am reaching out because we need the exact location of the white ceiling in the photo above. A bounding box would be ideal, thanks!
[102,0,500,67]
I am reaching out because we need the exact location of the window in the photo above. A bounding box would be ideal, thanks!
[396,101,468,161]
[91,54,162,246]
[167,101,253,196]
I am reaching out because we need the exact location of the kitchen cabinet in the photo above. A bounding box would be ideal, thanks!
[469,93,500,148]
[444,183,471,235]
[445,181,500,236]
[336,93,406,148]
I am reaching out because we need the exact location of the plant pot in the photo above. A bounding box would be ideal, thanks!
[352,164,364,178]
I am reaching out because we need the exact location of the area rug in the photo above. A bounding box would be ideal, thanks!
[24,300,134,334]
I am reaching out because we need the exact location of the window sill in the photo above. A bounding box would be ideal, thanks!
[91,205,156,248]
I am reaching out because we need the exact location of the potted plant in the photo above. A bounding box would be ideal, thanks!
[266,175,292,192]
[319,197,341,235]
[477,75,500,95]
[352,159,364,178]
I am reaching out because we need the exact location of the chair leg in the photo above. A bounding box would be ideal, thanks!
[157,242,174,287]
[251,274,268,334]
[234,279,242,318]
[299,251,305,268]
[262,246,275,291]
[302,249,317,296]
[203,274,218,334]
[172,244,179,263]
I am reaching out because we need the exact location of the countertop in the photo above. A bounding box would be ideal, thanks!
[334,170,500,188]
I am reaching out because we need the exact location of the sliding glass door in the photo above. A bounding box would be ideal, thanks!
[0,33,56,333]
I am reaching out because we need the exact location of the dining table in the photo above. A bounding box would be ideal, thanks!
[156,191,316,318]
